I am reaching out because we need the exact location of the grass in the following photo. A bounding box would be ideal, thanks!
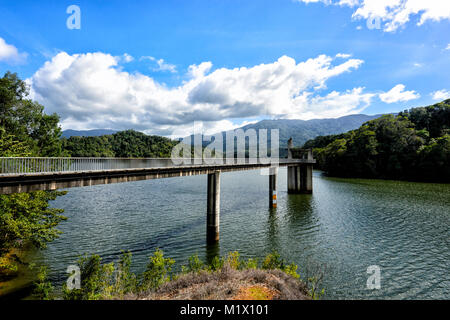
[233,285,277,300]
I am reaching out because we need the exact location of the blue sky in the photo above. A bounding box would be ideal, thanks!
[0,0,449,135]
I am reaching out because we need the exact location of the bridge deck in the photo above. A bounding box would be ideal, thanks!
[0,158,314,194]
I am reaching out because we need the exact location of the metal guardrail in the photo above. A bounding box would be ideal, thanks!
[0,157,171,175]
[0,157,313,176]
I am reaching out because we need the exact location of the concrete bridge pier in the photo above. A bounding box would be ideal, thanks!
[300,148,314,194]
[207,171,221,244]
[287,165,300,194]
[299,164,313,194]
[287,138,313,194]
[288,163,313,194]
[269,167,278,208]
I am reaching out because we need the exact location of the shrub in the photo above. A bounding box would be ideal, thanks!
[225,251,241,269]
[262,251,285,270]
[242,258,258,269]
[207,255,224,272]
[113,251,137,297]
[139,249,175,291]
[32,265,53,300]
[182,253,204,274]
[63,254,115,300]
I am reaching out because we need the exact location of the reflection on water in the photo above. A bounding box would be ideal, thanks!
[205,241,220,265]
[13,169,450,299]
[266,208,280,252]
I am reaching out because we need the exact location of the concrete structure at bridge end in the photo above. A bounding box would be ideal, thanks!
[287,138,313,194]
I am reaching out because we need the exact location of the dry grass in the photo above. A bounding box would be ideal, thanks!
[125,264,310,300]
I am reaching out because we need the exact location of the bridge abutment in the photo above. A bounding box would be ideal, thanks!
[207,171,221,244]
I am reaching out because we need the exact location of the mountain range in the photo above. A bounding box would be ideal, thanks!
[62,113,384,148]
[236,114,384,147]
[61,129,117,138]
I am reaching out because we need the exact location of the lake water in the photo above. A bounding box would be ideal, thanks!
[31,169,450,299]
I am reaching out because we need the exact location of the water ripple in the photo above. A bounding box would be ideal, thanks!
[34,169,450,299]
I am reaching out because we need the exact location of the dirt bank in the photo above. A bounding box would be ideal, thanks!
[126,265,310,300]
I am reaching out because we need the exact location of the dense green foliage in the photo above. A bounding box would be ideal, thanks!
[62,130,178,157]
[0,72,66,274]
[0,191,67,270]
[37,249,316,300]
[32,266,54,300]
[303,100,450,182]
[0,72,63,157]
[62,250,175,300]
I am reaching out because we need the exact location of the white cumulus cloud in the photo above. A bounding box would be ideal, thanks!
[379,84,420,103]
[121,53,134,63]
[296,0,450,32]
[431,89,450,101]
[0,37,27,64]
[28,51,374,135]
[335,53,352,59]
[140,56,177,73]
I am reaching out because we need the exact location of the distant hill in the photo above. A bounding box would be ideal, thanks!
[62,114,384,156]
[305,99,450,182]
[183,114,385,157]
[61,129,117,138]
[61,130,177,157]
[188,114,383,148]
[237,114,384,148]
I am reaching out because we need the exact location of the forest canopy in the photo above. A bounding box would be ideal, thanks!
[303,99,450,182]
[61,130,178,158]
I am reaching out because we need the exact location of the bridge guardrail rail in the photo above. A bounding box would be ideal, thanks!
[0,157,314,176]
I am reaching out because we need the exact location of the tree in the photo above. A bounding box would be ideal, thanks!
[0,72,66,274]
[62,130,177,158]
[0,72,63,157]
[0,129,67,272]
[303,100,449,182]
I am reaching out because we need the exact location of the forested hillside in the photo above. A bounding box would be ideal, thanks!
[303,100,450,182]
[236,114,383,147]
[61,130,178,157]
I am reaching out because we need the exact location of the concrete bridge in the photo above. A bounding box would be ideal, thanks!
[0,143,315,243]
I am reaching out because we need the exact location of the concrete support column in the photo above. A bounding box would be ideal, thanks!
[269,167,278,208]
[207,171,220,244]
[287,166,300,194]
[299,164,313,194]
[287,137,300,194]
[307,148,313,160]
[305,164,313,193]
[288,165,313,194]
